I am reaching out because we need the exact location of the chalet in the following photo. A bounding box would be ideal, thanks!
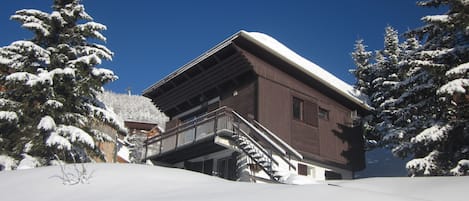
[116,121,163,163]
[98,91,167,163]
[143,31,369,183]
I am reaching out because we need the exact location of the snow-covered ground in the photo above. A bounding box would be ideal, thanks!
[0,163,466,201]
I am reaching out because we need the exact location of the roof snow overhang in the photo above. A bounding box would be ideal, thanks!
[143,30,370,111]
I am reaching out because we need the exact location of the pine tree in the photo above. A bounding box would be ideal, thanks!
[351,39,373,95]
[351,27,402,149]
[375,26,402,143]
[351,39,378,147]
[374,0,469,176]
[399,0,469,176]
[0,0,125,167]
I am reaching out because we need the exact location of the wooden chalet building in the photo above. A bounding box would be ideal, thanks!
[143,31,369,182]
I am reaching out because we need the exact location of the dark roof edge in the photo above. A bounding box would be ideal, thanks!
[142,31,245,96]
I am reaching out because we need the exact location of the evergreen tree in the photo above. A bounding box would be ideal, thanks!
[374,26,402,142]
[351,27,402,149]
[351,39,378,147]
[399,0,469,176]
[351,39,373,95]
[355,0,469,176]
[0,0,125,167]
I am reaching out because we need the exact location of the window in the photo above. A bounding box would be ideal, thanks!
[298,164,316,178]
[292,97,304,120]
[293,97,319,126]
[298,164,307,176]
[318,107,329,120]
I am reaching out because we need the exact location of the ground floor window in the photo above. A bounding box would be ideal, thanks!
[184,159,213,175]
[325,170,342,180]
[298,163,315,177]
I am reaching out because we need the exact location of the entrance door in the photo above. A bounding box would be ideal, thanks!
[185,159,213,175]
[217,157,236,180]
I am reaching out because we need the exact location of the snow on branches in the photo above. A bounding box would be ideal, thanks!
[0,0,121,167]
[351,1,469,175]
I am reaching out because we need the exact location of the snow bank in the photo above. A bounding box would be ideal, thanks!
[17,154,40,170]
[0,155,17,171]
[0,163,467,201]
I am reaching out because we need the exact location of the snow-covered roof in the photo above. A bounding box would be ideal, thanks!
[144,30,369,110]
[98,91,168,129]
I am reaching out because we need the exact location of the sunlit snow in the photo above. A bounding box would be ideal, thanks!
[0,163,467,201]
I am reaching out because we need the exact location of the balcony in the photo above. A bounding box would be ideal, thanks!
[144,107,236,163]
[144,106,302,175]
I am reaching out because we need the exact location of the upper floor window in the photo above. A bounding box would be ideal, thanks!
[318,107,329,120]
[292,97,304,120]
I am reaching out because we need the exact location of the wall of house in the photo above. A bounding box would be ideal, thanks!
[240,48,359,168]
[220,81,256,118]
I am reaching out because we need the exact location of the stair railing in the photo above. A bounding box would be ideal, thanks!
[230,110,297,171]
[144,106,301,174]
[252,120,303,160]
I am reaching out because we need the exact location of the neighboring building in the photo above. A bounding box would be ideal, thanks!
[98,91,167,163]
[143,30,369,183]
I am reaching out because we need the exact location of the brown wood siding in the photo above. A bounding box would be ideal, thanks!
[318,105,350,164]
[304,100,318,127]
[240,47,356,166]
[124,121,157,131]
[291,120,320,154]
[257,77,292,144]
[220,81,256,118]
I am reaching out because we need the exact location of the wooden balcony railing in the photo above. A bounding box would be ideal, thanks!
[143,106,302,169]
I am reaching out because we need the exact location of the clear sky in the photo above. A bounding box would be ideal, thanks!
[0,0,442,95]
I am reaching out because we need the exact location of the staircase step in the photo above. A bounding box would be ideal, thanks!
[244,147,253,151]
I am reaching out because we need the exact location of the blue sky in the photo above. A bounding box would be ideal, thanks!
[0,0,442,95]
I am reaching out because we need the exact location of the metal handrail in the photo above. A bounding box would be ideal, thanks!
[231,111,287,155]
[252,120,303,160]
[144,106,300,171]
[147,107,229,140]
[232,124,279,167]
[230,111,297,170]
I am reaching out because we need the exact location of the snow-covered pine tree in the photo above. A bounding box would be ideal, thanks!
[351,27,402,149]
[374,26,402,143]
[0,0,125,168]
[390,0,469,176]
[350,39,378,148]
[351,39,374,96]
[382,35,423,153]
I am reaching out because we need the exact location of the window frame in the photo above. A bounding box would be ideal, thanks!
[292,96,304,121]
[318,107,329,120]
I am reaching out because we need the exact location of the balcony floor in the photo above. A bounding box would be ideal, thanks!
[147,135,227,164]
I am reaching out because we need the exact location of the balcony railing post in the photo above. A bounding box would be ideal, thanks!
[158,138,162,154]
[214,111,218,135]
[175,128,179,149]
[193,118,197,143]
[144,134,149,160]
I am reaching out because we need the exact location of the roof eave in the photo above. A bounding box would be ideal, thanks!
[142,31,245,96]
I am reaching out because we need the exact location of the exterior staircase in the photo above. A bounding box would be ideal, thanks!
[231,130,281,181]
[144,106,303,183]
[228,110,302,183]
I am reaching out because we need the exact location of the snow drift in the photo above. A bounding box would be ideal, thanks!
[0,163,467,201]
